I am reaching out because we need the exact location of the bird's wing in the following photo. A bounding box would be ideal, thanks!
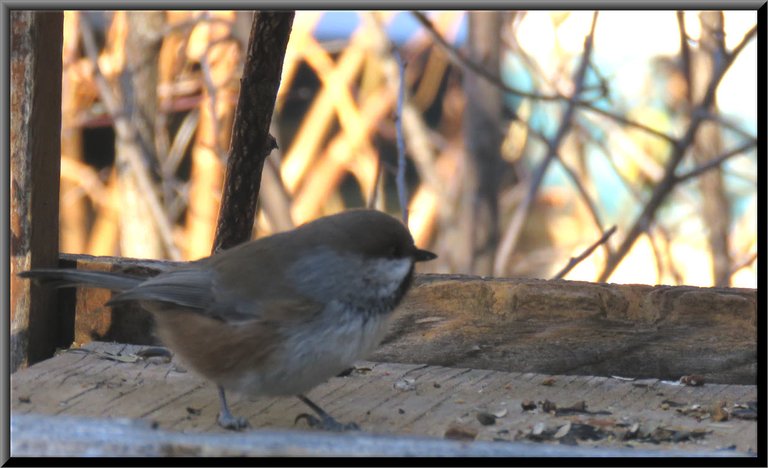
[107,268,215,310]
[109,261,323,325]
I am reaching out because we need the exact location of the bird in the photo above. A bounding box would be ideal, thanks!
[19,209,437,431]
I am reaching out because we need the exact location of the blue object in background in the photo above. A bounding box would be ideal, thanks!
[314,11,467,47]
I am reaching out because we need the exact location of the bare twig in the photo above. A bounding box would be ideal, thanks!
[393,49,409,225]
[414,11,677,145]
[554,156,611,253]
[703,112,757,141]
[367,13,445,198]
[597,24,757,282]
[576,101,677,144]
[675,140,756,183]
[730,251,757,278]
[411,11,560,102]
[646,229,665,284]
[552,225,617,280]
[198,52,224,158]
[80,14,181,260]
[519,121,610,258]
[494,12,599,277]
[677,11,693,104]
[367,154,383,209]
[163,108,200,176]
[657,224,684,284]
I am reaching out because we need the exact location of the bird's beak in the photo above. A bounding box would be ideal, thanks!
[413,248,437,262]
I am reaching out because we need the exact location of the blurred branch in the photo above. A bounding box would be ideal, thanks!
[519,121,611,259]
[258,149,295,233]
[60,157,108,208]
[657,225,684,284]
[730,251,757,278]
[412,11,560,102]
[703,112,757,141]
[494,12,599,277]
[198,48,224,158]
[80,14,181,260]
[367,155,383,210]
[576,101,676,144]
[413,11,677,145]
[291,90,394,223]
[554,157,610,249]
[297,32,380,209]
[675,140,756,183]
[367,12,447,231]
[393,49,409,224]
[676,12,693,104]
[280,30,367,194]
[646,230,665,284]
[552,225,616,280]
[597,23,757,282]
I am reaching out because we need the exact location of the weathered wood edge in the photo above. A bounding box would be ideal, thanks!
[54,254,757,384]
[9,413,747,458]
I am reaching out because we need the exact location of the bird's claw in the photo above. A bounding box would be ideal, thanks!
[217,412,250,431]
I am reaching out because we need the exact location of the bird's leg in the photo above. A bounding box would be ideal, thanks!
[294,394,360,431]
[216,385,249,431]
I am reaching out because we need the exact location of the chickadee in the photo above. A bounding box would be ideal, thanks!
[20,209,436,431]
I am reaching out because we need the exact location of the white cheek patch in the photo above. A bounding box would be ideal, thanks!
[362,257,412,297]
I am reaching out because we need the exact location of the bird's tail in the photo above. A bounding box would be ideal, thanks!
[18,269,144,292]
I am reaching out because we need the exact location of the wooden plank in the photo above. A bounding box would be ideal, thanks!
[10,413,748,458]
[377,275,756,384]
[57,255,756,384]
[9,11,65,371]
[10,342,757,456]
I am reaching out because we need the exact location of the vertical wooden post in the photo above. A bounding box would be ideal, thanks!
[10,11,66,371]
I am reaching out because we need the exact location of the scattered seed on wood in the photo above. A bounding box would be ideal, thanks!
[541,400,557,413]
[444,424,477,441]
[661,399,685,408]
[680,374,705,386]
[553,422,572,439]
[541,377,557,386]
[398,408,405,415]
[611,375,635,381]
[135,347,172,361]
[586,417,617,428]
[17,396,31,404]
[476,412,496,426]
[711,402,729,422]
[731,408,757,420]
[393,377,416,392]
[570,423,607,441]
[554,401,608,416]
[491,408,508,418]
[521,400,537,411]
[186,407,201,416]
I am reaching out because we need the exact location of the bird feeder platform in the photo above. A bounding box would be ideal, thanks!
[11,341,757,457]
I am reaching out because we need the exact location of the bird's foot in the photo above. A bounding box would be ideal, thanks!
[217,411,250,431]
[294,412,360,432]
